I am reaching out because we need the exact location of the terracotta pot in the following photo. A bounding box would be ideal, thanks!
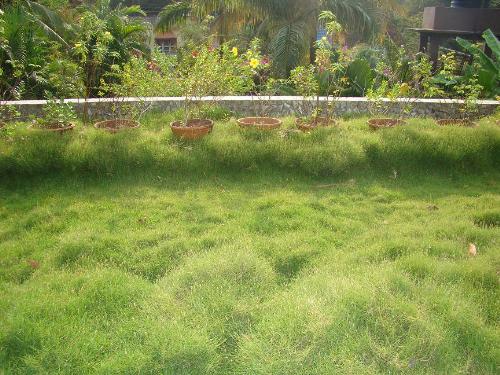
[367,118,406,130]
[29,123,75,133]
[170,119,213,140]
[94,119,140,132]
[237,117,282,130]
[296,117,336,132]
[436,119,477,127]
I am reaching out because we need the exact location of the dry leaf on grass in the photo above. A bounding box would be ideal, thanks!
[468,243,477,256]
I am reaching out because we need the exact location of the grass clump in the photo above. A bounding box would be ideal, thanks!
[474,211,500,228]
[0,115,499,178]
[0,268,218,374]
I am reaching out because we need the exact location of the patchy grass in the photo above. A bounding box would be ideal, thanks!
[0,115,499,374]
[0,114,499,178]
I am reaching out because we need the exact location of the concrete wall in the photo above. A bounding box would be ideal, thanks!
[2,96,498,120]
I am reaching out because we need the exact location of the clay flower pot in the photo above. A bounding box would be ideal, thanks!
[367,118,406,130]
[29,123,75,133]
[237,117,282,130]
[296,117,336,132]
[436,119,477,127]
[170,119,213,140]
[94,119,140,132]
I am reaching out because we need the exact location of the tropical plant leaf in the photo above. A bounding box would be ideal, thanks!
[482,29,500,62]
[120,5,146,17]
[24,0,70,48]
[456,37,497,73]
[270,22,307,77]
[346,58,374,96]
[156,1,192,32]
[477,69,499,96]
[323,0,376,38]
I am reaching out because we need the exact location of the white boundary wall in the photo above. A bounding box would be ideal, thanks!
[2,96,498,119]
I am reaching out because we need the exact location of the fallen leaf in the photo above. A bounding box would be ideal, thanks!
[27,259,40,269]
[468,243,477,256]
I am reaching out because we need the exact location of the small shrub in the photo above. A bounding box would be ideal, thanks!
[34,97,76,128]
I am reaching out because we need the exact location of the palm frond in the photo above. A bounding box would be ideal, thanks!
[156,1,192,32]
[24,0,71,47]
[321,0,375,39]
[120,5,146,17]
[270,22,308,77]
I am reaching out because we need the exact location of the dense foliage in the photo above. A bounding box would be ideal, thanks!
[0,0,499,101]
[0,0,151,100]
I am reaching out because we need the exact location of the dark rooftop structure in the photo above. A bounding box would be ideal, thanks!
[412,0,500,62]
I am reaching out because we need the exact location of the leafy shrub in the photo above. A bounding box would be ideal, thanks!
[0,4,51,99]
[34,97,76,128]
[456,29,500,98]
[0,104,20,124]
[102,50,182,97]
[41,59,85,99]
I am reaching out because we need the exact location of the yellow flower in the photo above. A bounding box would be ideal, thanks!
[74,43,82,49]
[400,82,410,95]
[249,58,260,69]
[232,47,238,57]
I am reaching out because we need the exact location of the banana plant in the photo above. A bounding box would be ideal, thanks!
[456,29,500,98]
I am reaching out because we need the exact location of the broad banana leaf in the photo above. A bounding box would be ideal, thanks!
[456,35,498,74]
[482,29,500,62]
[346,59,373,96]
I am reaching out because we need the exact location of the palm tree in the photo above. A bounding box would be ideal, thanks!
[156,0,402,76]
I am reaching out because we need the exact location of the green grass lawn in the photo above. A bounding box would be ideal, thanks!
[0,115,499,374]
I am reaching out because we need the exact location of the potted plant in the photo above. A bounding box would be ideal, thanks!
[170,43,222,139]
[237,39,282,130]
[169,39,253,138]
[93,98,144,132]
[291,14,350,131]
[0,104,20,129]
[436,78,482,127]
[366,44,412,130]
[94,65,147,133]
[431,29,499,126]
[30,97,76,133]
[290,65,323,130]
[71,6,149,126]
[367,81,407,130]
[291,12,348,131]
